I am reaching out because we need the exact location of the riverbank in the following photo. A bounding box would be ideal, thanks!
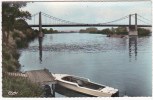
[2,29,43,97]
[2,2,46,97]
[2,29,39,72]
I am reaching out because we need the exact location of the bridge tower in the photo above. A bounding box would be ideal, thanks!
[129,13,138,36]
[39,12,43,37]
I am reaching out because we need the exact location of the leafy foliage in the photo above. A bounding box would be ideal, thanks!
[97,28,113,34]
[2,43,20,72]
[14,19,31,31]
[2,1,31,43]
[42,28,58,34]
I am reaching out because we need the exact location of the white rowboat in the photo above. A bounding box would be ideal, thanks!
[53,74,119,97]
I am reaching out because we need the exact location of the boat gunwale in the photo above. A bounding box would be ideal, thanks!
[57,79,106,94]
[57,80,114,96]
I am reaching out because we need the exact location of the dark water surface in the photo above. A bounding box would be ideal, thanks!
[19,33,152,97]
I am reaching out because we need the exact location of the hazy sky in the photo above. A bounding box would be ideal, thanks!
[22,1,152,31]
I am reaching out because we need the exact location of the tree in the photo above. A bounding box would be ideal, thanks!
[115,27,128,35]
[138,28,151,36]
[49,28,53,32]
[14,19,31,32]
[2,1,31,44]
[100,28,113,34]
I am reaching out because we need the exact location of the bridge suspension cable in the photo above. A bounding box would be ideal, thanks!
[100,15,129,24]
[137,14,151,22]
[131,15,151,25]
[137,18,151,25]
[31,12,39,17]
[41,12,133,25]
[41,12,80,25]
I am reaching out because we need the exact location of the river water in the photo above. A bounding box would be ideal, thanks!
[19,33,152,97]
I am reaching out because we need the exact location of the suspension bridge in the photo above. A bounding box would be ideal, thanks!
[27,11,152,36]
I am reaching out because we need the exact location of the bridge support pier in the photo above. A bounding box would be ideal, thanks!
[128,13,138,36]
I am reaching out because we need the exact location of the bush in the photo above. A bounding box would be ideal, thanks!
[2,43,21,72]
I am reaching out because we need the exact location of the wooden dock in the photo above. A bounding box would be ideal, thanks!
[26,69,56,84]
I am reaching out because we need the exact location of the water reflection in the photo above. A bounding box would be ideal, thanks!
[38,37,43,63]
[129,36,137,61]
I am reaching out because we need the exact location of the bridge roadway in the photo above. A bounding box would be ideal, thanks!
[29,24,152,27]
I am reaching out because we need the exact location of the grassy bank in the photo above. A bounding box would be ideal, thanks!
[2,74,44,97]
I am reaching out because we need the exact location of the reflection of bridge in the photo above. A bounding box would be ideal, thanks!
[27,11,152,36]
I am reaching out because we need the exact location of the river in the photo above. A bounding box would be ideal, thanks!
[19,33,152,97]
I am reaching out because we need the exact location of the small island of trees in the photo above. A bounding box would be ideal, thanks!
[79,27,151,36]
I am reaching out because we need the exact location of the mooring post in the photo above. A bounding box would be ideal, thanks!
[52,84,55,97]
[39,11,43,37]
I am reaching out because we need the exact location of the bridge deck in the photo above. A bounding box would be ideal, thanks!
[29,24,152,27]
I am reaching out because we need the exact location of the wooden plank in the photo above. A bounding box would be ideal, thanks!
[5,72,27,78]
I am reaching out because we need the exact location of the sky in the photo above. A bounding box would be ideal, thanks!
[21,1,152,31]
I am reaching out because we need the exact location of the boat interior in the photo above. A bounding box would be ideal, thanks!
[62,76,105,90]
